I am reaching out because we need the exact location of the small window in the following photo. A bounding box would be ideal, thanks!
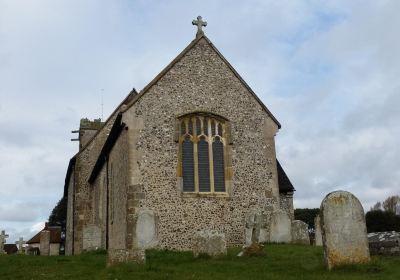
[178,114,228,193]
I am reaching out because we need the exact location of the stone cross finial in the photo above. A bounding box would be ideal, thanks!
[0,230,9,254]
[16,237,26,254]
[192,16,207,37]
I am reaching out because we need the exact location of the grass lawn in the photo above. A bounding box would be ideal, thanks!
[0,244,399,279]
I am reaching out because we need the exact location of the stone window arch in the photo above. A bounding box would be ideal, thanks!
[177,113,232,195]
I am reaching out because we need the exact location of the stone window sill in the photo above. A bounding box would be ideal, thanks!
[181,192,230,199]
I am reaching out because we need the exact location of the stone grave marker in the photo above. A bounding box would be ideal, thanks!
[193,230,227,257]
[83,225,102,251]
[238,211,266,256]
[0,230,9,254]
[15,237,26,254]
[314,215,323,246]
[291,220,310,245]
[269,210,292,243]
[320,190,370,270]
[136,209,158,249]
[40,230,51,256]
[368,231,400,256]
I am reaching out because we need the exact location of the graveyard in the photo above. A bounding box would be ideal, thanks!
[0,244,399,280]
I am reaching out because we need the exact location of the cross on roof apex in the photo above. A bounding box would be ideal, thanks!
[192,16,207,38]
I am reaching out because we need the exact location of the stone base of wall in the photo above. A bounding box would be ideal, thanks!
[107,249,145,266]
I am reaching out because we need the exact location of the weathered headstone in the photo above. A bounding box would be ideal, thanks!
[368,231,400,256]
[238,210,266,257]
[83,225,102,251]
[244,210,268,245]
[193,230,227,257]
[15,237,26,254]
[314,215,323,246]
[291,220,310,245]
[269,210,292,243]
[0,230,9,254]
[320,191,370,270]
[136,209,158,249]
[40,230,51,256]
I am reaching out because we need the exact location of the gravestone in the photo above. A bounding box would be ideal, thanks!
[136,209,158,249]
[244,210,268,245]
[15,237,26,254]
[320,190,370,270]
[368,231,400,256]
[40,230,51,256]
[291,220,310,245]
[0,230,9,254]
[238,210,266,257]
[83,225,102,250]
[193,229,227,257]
[269,210,292,243]
[314,215,323,246]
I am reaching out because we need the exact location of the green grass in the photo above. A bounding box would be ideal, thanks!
[1,244,399,279]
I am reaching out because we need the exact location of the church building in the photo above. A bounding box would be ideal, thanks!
[64,17,295,263]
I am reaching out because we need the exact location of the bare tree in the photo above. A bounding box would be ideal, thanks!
[382,195,400,213]
[370,202,382,211]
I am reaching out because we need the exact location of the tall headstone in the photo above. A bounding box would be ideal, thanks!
[314,215,322,246]
[40,230,51,256]
[320,191,370,270]
[244,210,268,245]
[291,220,310,245]
[269,210,292,243]
[0,230,9,254]
[83,225,102,251]
[136,209,158,249]
[15,237,26,254]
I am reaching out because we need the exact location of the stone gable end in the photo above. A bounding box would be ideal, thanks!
[121,37,281,250]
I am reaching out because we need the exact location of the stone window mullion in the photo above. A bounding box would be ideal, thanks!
[193,118,199,193]
[208,130,215,193]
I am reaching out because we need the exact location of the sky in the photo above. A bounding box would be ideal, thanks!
[1,0,399,244]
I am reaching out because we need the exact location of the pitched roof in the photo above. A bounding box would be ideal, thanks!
[277,159,295,193]
[26,226,62,244]
[88,113,125,183]
[63,89,138,197]
[121,34,281,129]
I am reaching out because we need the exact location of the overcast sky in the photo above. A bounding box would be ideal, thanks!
[1,0,399,244]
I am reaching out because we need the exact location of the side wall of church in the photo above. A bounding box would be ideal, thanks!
[107,129,132,262]
[65,169,74,256]
[90,165,107,250]
[122,37,280,251]
[279,193,294,220]
[72,113,118,254]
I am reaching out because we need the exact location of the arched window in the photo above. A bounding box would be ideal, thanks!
[178,114,228,193]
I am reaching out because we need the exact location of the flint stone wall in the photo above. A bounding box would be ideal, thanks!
[123,37,281,251]
[320,191,370,270]
[291,220,310,245]
[72,114,118,254]
[279,193,294,220]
